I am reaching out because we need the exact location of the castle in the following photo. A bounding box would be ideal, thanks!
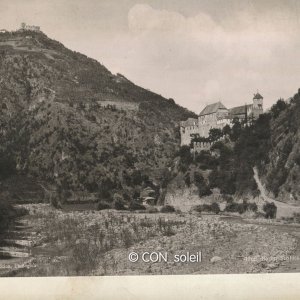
[19,23,40,32]
[180,92,263,146]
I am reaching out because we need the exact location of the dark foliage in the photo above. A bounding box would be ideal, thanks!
[225,200,258,214]
[193,202,220,214]
[160,205,175,213]
[97,201,111,210]
[129,201,146,211]
[263,202,277,219]
[270,99,288,119]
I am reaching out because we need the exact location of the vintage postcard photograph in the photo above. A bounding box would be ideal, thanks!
[0,0,300,282]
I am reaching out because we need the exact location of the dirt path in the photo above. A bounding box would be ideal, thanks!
[253,167,300,218]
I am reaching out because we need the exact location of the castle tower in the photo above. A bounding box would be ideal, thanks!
[252,92,263,118]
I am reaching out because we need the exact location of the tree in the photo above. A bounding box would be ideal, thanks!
[222,124,231,136]
[209,128,223,142]
[270,98,288,119]
[194,172,212,197]
[230,118,242,141]
[178,145,193,171]
[263,202,277,219]
[184,172,191,187]
[0,155,15,179]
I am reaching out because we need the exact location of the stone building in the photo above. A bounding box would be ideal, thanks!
[20,23,40,32]
[180,92,264,146]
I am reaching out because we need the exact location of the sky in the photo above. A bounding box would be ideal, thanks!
[1,0,300,112]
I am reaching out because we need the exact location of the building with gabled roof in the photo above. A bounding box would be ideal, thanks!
[199,101,227,116]
[180,92,264,145]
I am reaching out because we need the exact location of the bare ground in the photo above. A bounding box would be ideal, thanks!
[0,204,299,276]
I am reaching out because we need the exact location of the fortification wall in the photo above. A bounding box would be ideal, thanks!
[192,141,212,153]
[180,125,199,146]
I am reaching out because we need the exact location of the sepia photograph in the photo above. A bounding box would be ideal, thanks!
[0,0,300,287]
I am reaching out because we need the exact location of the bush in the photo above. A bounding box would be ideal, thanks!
[113,200,126,210]
[51,195,62,209]
[97,201,111,210]
[263,202,277,219]
[184,173,191,187]
[194,172,212,197]
[193,202,220,214]
[225,202,245,214]
[293,213,300,223]
[0,156,16,179]
[211,202,220,214]
[178,146,193,171]
[160,205,175,213]
[248,202,258,212]
[224,200,257,214]
[129,201,146,211]
[146,207,159,213]
[270,99,288,119]
[113,193,126,210]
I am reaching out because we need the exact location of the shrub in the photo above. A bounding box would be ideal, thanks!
[160,205,175,213]
[270,99,288,119]
[178,146,193,171]
[113,193,126,210]
[113,200,126,210]
[97,201,111,210]
[224,200,257,214]
[193,202,220,214]
[129,201,146,211]
[210,202,220,214]
[0,156,16,179]
[184,173,191,187]
[51,195,62,209]
[146,207,159,213]
[209,128,223,142]
[293,213,300,223]
[162,224,175,236]
[248,202,258,212]
[263,202,277,219]
[225,202,245,214]
[194,172,212,197]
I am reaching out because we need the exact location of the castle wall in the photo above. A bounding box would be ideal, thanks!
[192,141,212,152]
[180,125,199,146]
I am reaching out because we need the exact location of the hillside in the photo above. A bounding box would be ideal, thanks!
[259,91,300,202]
[0,30,196,205]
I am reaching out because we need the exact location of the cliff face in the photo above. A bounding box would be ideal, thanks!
[259,90,300,203]
[0,30,196,201]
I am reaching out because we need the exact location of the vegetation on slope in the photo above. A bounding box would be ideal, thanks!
[0,30,196,206]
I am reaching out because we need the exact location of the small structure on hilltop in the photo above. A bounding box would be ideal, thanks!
[180,92,264,146]
[20,22,40,32]
[0,29,8,33]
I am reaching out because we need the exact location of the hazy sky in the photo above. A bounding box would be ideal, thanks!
[1,0,300,112]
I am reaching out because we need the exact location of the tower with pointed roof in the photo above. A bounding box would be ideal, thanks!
[252,92,263,118]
